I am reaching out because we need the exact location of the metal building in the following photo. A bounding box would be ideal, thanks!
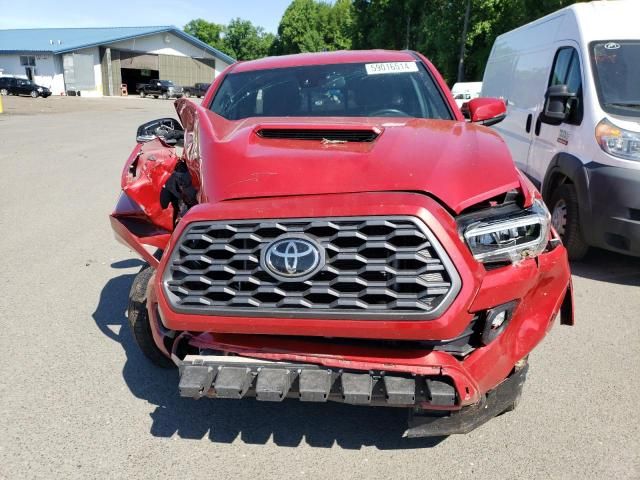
[0,26,235,96]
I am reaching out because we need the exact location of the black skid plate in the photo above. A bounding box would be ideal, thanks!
[177,355,456,407]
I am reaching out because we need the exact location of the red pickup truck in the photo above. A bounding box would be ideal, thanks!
[110,50,573,437]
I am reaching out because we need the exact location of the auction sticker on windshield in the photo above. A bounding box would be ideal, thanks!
[365,62,419,75]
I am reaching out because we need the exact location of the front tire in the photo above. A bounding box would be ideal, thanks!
[139,90,145,98]
[549,184,590,260]
[184,91,191,98]
[128,265,175,368]
[0,88,7,96]
[30,90,38,98]
[161,92,168,100]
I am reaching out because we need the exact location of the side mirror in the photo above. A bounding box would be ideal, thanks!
[466,97,506,126]
[136,117,184,145]
[541,84,577,125]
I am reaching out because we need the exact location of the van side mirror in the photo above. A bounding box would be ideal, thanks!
[541,84,577,125]
[136,117,184,145]
[466,98,506,126]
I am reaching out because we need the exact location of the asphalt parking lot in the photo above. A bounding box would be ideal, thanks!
[0,95,638,480]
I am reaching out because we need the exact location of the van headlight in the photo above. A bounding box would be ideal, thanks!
[459,199,551,264]
[596,118,640,161]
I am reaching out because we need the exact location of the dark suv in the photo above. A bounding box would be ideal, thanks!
[0,77,51,98]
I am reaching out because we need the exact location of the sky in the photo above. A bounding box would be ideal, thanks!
[0,0,292,33]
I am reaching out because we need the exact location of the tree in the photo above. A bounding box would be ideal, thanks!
[351,0,588,84]
[273,0,353,55]
[224,18,276,60]
[184,19,226,52]
[275,0,327,53]
[324,0,353,50]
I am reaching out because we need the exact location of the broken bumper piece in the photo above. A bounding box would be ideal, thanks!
[405,362,528,437]
[178,354,457,407]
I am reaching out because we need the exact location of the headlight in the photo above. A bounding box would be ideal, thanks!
[37,87,43,92]
[459,199,551,264]
[596,118,640,161]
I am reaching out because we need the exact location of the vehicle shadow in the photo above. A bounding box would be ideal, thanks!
[569,248,640,286]
[92,261,446,450]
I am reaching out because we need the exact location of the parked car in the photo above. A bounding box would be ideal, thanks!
[482,1,640,259]
[451,81,482,108]
[110,50,573,437]
[183,82,210,98]
[0,77,51,98]
[138,79,183,99]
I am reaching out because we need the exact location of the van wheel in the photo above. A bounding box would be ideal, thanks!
[161,93,168,100]
[0,88,7,96]
[128,265,175,369]
[549,184,589,260]
[184,91,191,98]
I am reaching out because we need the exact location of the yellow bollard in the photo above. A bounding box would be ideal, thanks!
[0,95,3,114]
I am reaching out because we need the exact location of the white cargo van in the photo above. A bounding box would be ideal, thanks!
[451,81,482,108]
[482,1,640,259]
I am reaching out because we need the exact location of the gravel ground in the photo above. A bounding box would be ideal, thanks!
[0,95,638,480]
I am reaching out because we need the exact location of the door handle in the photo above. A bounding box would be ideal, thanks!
[534,115,542,136]
[525,114,532,133]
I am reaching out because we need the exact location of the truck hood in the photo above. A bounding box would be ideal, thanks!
[191,110,521,214]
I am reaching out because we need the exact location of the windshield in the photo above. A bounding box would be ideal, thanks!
[160,80,174,86]
[210,62,452,120]
[591,41,640,117]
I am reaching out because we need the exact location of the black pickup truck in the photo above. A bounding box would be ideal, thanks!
[138,79,183,99]
[182,82,210,98]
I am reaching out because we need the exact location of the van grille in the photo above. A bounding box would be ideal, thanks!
[163,216,460,319]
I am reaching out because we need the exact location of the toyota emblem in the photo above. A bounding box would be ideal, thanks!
[261,236,325,281]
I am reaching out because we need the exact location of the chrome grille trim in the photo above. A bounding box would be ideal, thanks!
[163,216,461,319]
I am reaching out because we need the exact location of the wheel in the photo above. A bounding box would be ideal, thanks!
[30,90,38,98]
[154,95,159,99]
[127,265,175,368]
[0,88,7,96]
[139,90,145,98]
[184,91,191,98]
[549,183,589,260]
[161,92,168,100]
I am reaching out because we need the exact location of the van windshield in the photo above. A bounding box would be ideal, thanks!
[210,62,452,120]
[591,41,640,117]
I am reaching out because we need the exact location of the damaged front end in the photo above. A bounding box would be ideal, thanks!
[110,115,198,267]
[110,98,573,438]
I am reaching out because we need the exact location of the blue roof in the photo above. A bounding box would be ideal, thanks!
[0,26,235,64]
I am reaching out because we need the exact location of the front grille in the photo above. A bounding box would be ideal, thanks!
[163,216,461,319]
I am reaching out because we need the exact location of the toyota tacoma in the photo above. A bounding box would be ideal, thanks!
[110,50,573,437]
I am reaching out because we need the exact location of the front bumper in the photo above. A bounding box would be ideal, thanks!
[144,192,572,411]
[586,163,640,256]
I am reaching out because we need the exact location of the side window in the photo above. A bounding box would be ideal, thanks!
[550,49,572,86]
[549,47,583,125]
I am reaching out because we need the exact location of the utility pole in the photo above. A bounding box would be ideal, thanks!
[457,0,471,83]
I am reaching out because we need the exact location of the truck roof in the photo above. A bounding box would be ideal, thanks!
[232,50,418,73]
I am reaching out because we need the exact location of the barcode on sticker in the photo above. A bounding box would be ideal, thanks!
[365,62,419,75]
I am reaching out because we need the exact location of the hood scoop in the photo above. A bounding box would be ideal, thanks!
[256,127,380,143]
